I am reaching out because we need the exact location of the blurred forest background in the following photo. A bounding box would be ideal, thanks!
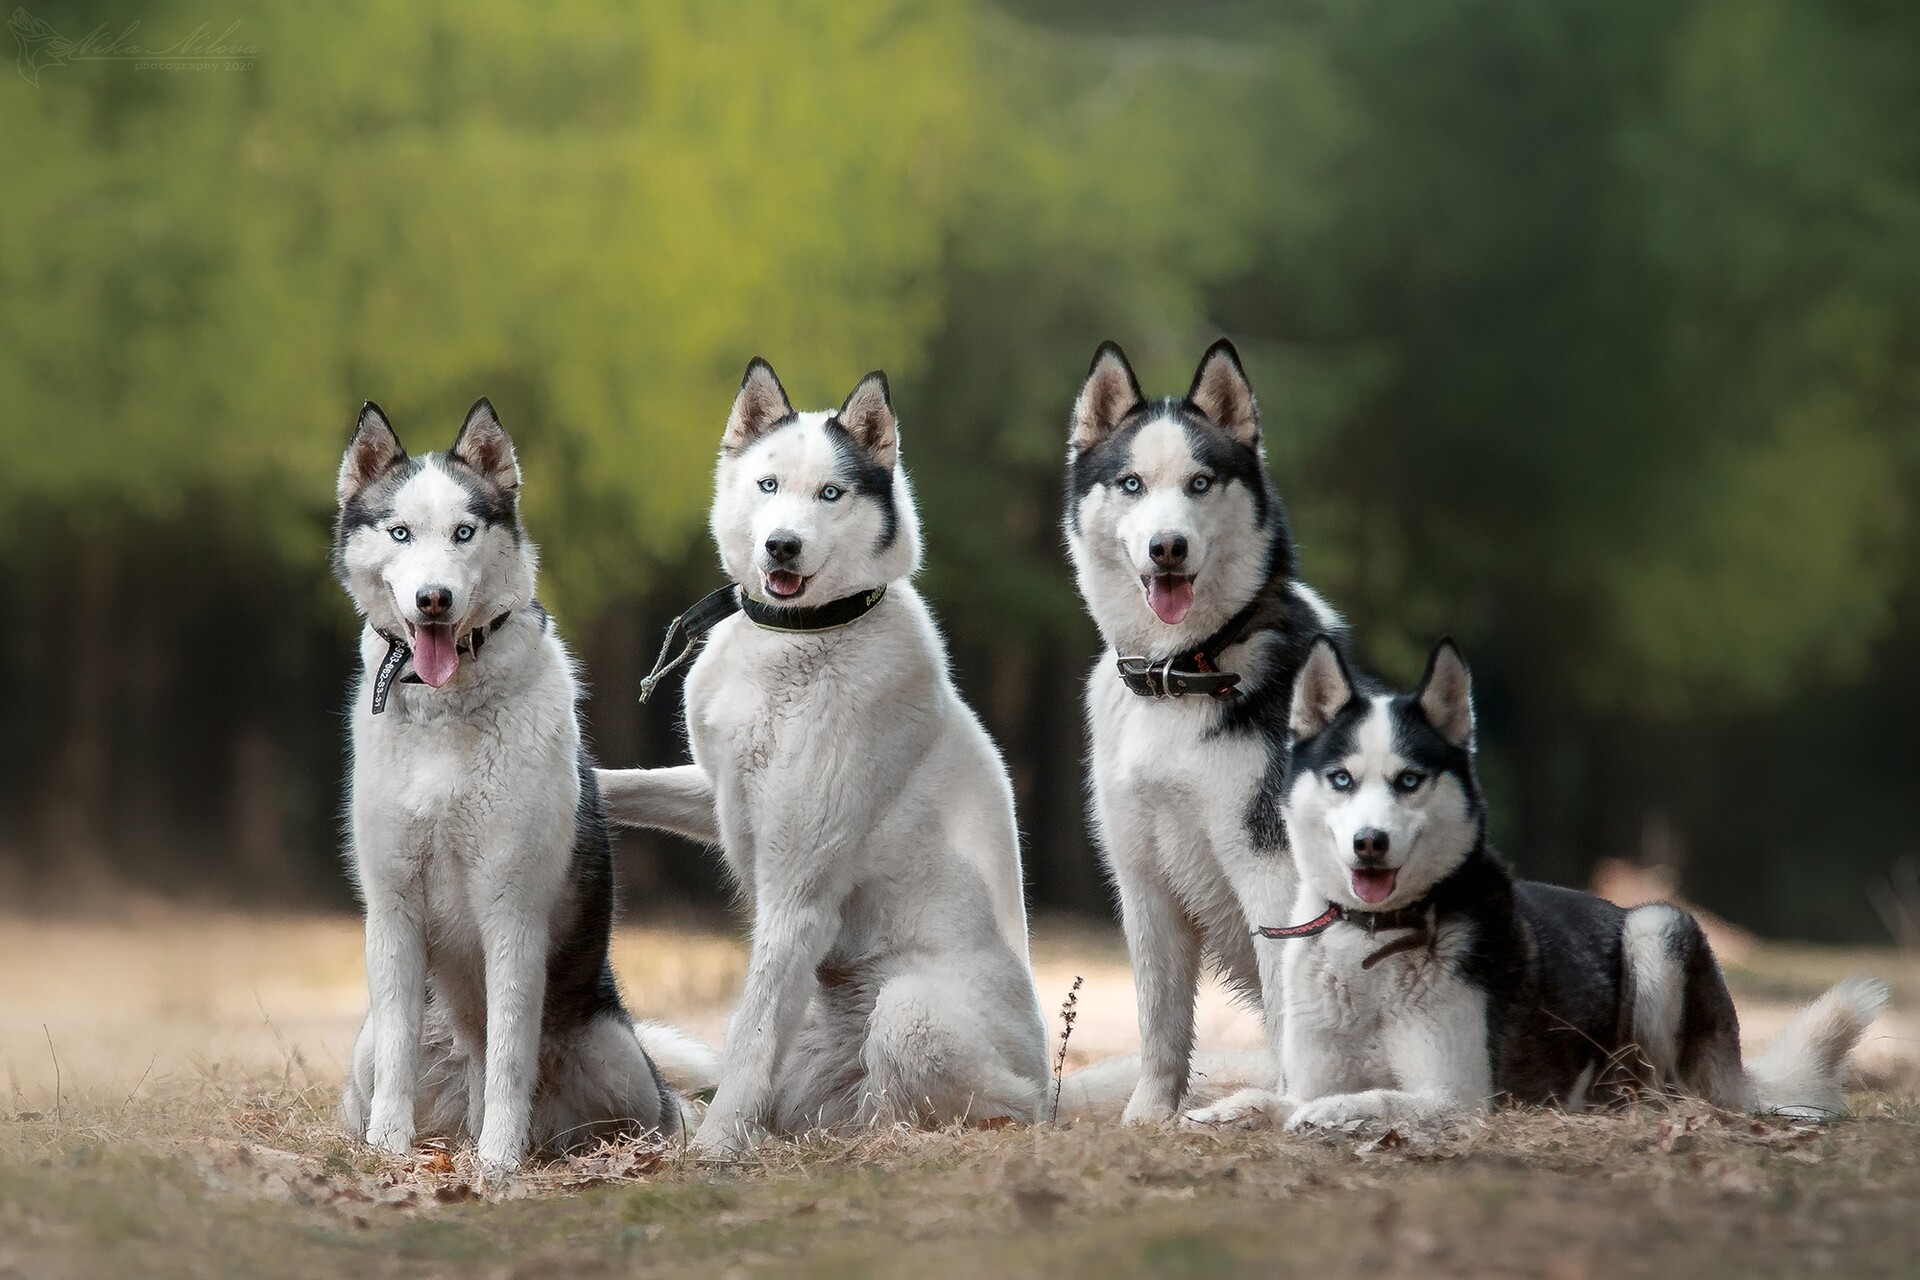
[2,0,1917,941]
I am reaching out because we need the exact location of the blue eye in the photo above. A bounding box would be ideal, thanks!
[1121,475,1143,495]
[758,477,777,494]
[1189,475,1213,495]
[1328,768,1354,792]
[820,484,843,502]
[1394,770,1425,794]
[454,524,476,543]
[389,526,410,543]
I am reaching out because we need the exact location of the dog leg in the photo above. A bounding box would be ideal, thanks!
[594,765,718,844]
[695,887,843,1158]
[1182,868,1295,1130]
[1113,864,1202,1124]
[1287,984,1491,1133]
[475,909,550,1174]
[362,895,427,1155]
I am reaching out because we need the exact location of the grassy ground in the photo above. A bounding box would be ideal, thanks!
[3,910,1917,1279]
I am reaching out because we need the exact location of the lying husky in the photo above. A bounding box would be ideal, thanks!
[334,400,713,1172]
[597,360,1049,1157]
[1064,339,1345,1126]
[1272,636,1886,1130]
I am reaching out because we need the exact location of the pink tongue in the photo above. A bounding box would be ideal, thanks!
[411,623,459,688]
[1147,575,1195,625]
[1352,869,1397,906]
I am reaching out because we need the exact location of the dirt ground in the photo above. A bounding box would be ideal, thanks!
[2,908,1918,1279]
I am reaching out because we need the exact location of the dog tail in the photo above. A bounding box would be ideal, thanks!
[1745,975,1888,1119]
[1052,1049,1270,1123]
[633,1020,721,1096]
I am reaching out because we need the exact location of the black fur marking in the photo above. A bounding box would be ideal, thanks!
[437,453,521,535]
[331,455,428,584]
[1065,400,1278,534]
[824,419,899,552]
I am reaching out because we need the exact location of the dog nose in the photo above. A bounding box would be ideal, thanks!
[416,586,453,619]
[1148,532,1189,569]
[765,532,802,565]
[1353,828,1391,863]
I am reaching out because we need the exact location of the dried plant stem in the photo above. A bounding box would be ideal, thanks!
[1050,975,1083,1124]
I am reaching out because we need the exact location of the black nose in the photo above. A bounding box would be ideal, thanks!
[416,586,453,619]
[765,532,802,565]
[1353,828,1391,863]
[1148,532,1189,569]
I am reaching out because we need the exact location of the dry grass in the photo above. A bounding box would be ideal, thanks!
[3,909,1918,1279]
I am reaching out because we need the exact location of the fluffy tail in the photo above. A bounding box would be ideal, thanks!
[1052,1049,1269,1123]
[634,1020,721,1096]
[1746,975,1889,1118]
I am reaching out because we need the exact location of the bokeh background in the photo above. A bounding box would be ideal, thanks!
[4,0,1918,942]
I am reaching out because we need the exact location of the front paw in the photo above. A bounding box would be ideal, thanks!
[365,1114,415,1156]
[1284,1095,1378,1134]
[1120,1083,1181,1127]
[1180,1088,1289,1132]
[689,1114,761,1161]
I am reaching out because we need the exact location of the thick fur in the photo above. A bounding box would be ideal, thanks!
[1276,638,1888,1133]
[596,361,1048,1157]
[334,400,706,1174]
[1063,339,1347,1127]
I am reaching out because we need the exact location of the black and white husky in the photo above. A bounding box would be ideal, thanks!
[595,360,1049,1158]
[1273,636,1887,1131]
[1063,339,1346,1126]
[333,400,713,1174]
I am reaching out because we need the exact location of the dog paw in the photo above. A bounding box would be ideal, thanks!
[1284,1095,1378,1134]
[1120,1088,1181,1127]
[365,1117,415,1155]
[1180,1088,1288,1132]
[688,1117,759,1161]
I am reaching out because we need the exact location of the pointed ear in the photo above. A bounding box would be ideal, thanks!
[1185,339,1259,446]
[450,397,520,490]
[723,358,795,454]
[337,402,406,505]
[837,370,898,470]
[1417,638,1475,749]
[1290,635,1354,741]
[1071,341,1144,453]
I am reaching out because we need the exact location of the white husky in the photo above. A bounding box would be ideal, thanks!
[1063,340,1346,1128]
[596,360,1049,1157]
[334,399,714,1174]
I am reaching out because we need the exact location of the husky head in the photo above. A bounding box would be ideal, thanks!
[1064,339,1293,656]
[710,358,921,605]
[333,399,536,688]
[1283,637,1484,911]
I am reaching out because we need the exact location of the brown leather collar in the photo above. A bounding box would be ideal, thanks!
[1254,900,1439,970]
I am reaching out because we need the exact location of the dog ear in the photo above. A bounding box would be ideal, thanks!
[337,402,406,505]
[837,370,898,469]
[1071,341,1144,453]
[1290,636,1354,741]
[450,397,520,490]
[1417,638,1475,749]
[1185,339,1258,446]
[724,358,796,454]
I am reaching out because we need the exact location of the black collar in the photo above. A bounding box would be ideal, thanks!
[1115,595,1262,700]
[369,608,521,715]
[638,583,889,703]
[1253,899,1439,971]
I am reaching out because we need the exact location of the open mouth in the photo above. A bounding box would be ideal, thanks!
[1140,573,1196,626]
[762,569,810,601]
[1350,868,1398,906]
[406,621,460,688]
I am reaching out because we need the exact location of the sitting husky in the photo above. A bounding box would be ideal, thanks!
[1063,339,1345,1126]
[596,360,1049,1157]
[334,399,712,1173]
[1272,635,1886,1130]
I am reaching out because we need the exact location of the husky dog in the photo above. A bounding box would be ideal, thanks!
[1273,636,1887,1131]
[1064,339,1346,1127]
[596,360,1049,1158]
[333,399,714,1173]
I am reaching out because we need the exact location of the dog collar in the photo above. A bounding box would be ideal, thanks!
[369,607,523,715]
[1253,900,1438,970]
[637,583,889,703]
[1114,596,1262,700]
